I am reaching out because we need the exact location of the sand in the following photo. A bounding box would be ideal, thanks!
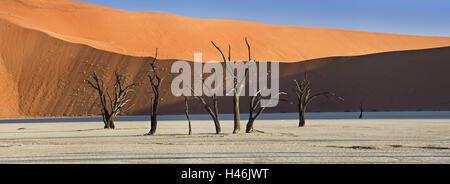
[1,113,449,164]
[1,0,450,62]
[0,0,449,119]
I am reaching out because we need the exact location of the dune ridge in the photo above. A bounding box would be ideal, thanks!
[1,0,450,62]
[0,0,450,118]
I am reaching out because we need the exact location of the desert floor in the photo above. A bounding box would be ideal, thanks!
[0,112,449,164]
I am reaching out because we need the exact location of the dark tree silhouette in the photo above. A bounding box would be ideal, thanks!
[146,48,163,136]
[86,72,137,129]
[243,38,286,133]
[246,91,267,133]
[359,103,364,119]
[192,92,221,134]
[211,37,256,134]
[293,74,344,127]
[246,91,286,133]
[211,41,242,134]
[184,96,192,135]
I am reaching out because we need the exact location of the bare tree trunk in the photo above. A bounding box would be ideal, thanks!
[201,104,221,134]
[184,96,192,135]
[193,94,221,134]
[148,114,157,135]
[203,106,221,134]
[213,118,221,134]
[359,103,364,119]
[299,107,306,127]
[246,95,258,133]
[233,79,241,133]
[148,96,159,135]
[146,48,163,136]
[211,41,241,134]
[212,95,221,134]
[246,118,255,133]
[103,113,109,129]
[109,120,115,129]
[106,117,115,129]
[246,116,264,133]
[188,120,192,135]
[246,92,272,133]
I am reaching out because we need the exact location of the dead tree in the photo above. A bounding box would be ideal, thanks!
[243,37,262,133]
[146,48,163,136]
[246,91,286,133]
[86,72,137,129]
[242,38,260,133]
[293,74,344,127]
[184,96,192,135]
[246,92,265,133]
[192,91,221,134]
[211,41,241,133]
[242,38,286,133]
[359,103,364,119]
[210,37,256,134]
[211,37,285,133]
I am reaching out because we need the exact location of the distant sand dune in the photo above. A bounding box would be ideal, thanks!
[1,0,450,62]
[0,0,449,118]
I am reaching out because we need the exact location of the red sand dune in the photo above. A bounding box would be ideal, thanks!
[2,0,450,62]
[0,0,449,118]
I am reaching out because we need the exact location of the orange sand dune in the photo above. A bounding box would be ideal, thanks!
[1,0,450,118]
[1,0,450,62]
[1,14,449,118]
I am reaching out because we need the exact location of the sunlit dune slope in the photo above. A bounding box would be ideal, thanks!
[0,0,450,118]
[1,0,450,62]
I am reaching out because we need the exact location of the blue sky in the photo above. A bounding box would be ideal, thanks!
[73,0,450,37]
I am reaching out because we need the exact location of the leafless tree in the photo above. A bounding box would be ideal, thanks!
[211,37,257,134]
[246,91,266,133]
[192,90,221,134]
[293,73,344,127]
[86,72,137,129]
[242,38,286,133]
[211,41,242,133]
[359,103,364,119]
[246,90,286,133]
[184,96,192,135]
[146,48,163,136]
[211,37,286,133]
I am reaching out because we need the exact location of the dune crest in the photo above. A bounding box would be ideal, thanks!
[0,0,450,118]
[1,0,449,62]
